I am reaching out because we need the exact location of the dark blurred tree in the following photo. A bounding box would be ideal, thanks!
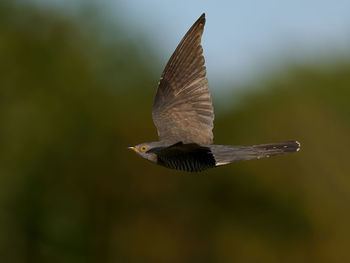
[0,1,156,262]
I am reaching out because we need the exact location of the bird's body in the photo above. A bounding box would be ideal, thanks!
[129,13,300,172]
[131,141,300,172]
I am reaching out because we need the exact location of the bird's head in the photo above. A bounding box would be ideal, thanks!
[128,141,165,163]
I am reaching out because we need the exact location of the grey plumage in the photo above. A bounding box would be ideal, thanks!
[152,13,214,145]
[210,141,300,166]
[129,13,300,172]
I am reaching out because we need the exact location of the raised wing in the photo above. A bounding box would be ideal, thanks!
[152,13,214,145]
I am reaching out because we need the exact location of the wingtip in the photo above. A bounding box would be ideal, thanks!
[197,13,206,24]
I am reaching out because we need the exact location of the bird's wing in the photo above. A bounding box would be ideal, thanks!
[152,13,214,145]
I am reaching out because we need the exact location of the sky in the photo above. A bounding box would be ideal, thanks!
[35,0,350,88]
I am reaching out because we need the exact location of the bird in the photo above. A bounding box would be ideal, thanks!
[128,13,300,172]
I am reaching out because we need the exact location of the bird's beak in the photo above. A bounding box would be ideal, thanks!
[128,146,138,152]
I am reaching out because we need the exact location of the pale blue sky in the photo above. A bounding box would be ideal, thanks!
[114,0,350,85]
[36,0,350,88]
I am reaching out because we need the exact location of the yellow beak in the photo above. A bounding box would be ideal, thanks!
[128,146,138,152]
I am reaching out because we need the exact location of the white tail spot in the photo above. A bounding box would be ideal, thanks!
[216,161,230,166]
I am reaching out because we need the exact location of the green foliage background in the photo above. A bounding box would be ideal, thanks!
[1,1,350,262]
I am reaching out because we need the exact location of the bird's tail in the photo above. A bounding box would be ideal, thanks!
[211,141,300,166]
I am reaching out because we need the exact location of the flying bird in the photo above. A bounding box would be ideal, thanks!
[129,13,300,172]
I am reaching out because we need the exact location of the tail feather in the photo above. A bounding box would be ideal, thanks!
[211,141,300,166]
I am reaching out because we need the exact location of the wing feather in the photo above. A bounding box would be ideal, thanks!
[152,13,214,144]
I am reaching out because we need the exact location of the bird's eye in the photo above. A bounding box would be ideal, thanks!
[140,146,147,152]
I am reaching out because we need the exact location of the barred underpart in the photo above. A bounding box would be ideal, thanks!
[155,142,216,172]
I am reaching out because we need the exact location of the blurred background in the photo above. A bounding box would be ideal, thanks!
[1,0,350,262]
